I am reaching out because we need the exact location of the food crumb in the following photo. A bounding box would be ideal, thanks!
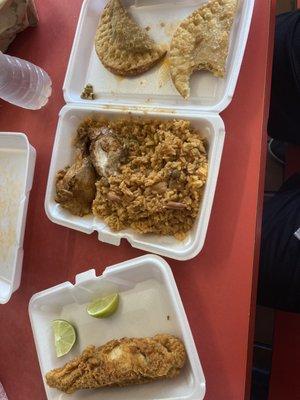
[160,22,165,28]
[167,315,170,320]
[81,83,95,100]
[145,26,151,31]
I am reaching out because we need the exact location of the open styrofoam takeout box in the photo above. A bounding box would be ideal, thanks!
[45,0,255,260]
[0,132,36,304]
[29,254,206,400]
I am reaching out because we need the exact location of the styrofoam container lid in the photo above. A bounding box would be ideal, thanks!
[63,0,255,114]
[29,255,206,400]
[0,132,36,304]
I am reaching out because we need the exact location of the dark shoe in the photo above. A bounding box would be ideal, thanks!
[268,139,286,165]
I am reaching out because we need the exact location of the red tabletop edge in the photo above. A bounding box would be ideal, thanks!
[0,1,274,399]
[244,0,276,398]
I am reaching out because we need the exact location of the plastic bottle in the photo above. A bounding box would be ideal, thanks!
[0,382,8,400]
[0,52,52,110]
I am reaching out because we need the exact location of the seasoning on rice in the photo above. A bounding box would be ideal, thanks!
[90,118,208,240]
[55,117,208,240]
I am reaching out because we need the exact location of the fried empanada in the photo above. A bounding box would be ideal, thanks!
[170,0,238,98]
[95,0,166,76]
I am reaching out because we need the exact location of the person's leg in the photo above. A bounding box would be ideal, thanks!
[268,138,287,164]
[268,11,300,146]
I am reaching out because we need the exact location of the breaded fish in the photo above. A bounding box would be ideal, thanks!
[46,334,186,394]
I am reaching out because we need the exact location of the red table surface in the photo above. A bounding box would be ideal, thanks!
[0,1,275,399]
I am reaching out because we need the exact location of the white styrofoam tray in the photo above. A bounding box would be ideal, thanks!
[64,0,255,113]
[29,255,206,400]
[0,132,36,304]
[45,0,254,260]
[45,105,225,260]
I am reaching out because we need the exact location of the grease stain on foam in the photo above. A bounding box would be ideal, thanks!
[0,150,26,281]
[115,75,125,83]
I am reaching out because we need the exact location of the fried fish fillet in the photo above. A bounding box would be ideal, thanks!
[170,0,238,98]
[95,0,166,76]
[46,334,186,394]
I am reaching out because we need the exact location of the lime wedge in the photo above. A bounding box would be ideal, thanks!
[87,293,119,318]
[52,320,76,358]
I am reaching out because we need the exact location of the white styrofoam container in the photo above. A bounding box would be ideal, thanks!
[64,0,255,113]
[29,255,206,400]
[45,0,255,260]
[45,105,224,260]
[0,132,36,304]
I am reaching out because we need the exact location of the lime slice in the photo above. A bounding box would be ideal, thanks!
[87,293,119,318]
[52,320,76,358]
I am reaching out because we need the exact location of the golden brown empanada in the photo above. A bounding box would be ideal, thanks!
[170,0,238,98]
[95,0,167,76]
